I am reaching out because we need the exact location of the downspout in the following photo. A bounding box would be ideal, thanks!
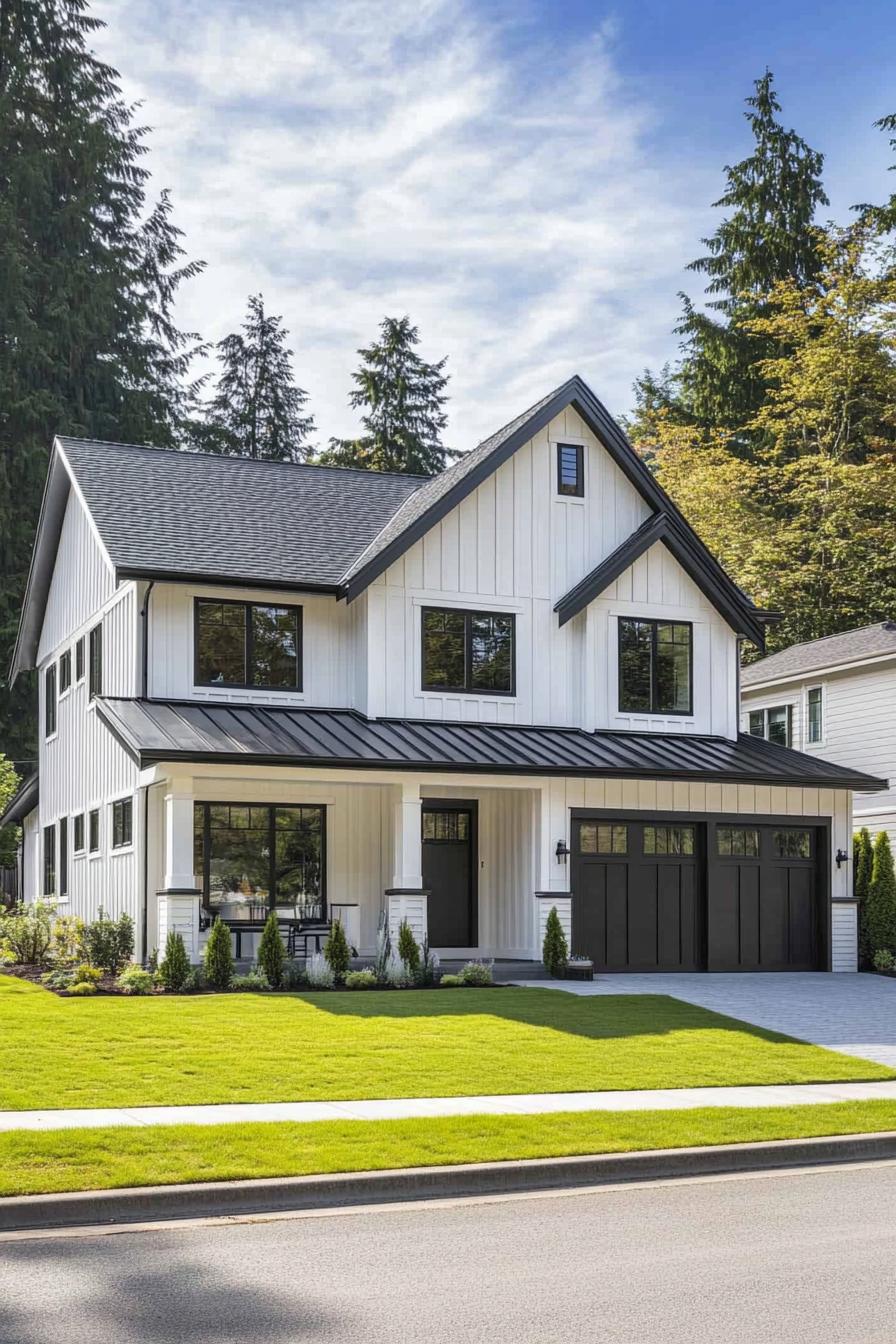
[140,580,155,700]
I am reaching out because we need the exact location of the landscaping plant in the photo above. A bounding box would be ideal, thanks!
[855,827,875,966]
[866,831,896,961]
[67,981,97,997]
[344,968,377,989]
[203,918,234,991]
[382,952,411,987]
[373,912,391,984]
[257,911,285,989]
[0,900,55,965]
[413,936,439,987]
[50,915,86,967]
[231,970,270,992]
[397,918,420,973]
[85,910,135,973]
[324,917,351,984]
[305,952,335,989]
[439,973,462,987]
[116,966,154,995]
[542,906,569,977]
[458,960,493,986]
[158,930,191,992]
[873,949,895,972]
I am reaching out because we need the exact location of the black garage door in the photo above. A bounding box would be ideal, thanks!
[571,817,824,972]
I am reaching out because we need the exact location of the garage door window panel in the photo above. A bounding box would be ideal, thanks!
[643,824,695,856]
[578,822,627,855]
[773,829,812,859]
[717,826,760,857]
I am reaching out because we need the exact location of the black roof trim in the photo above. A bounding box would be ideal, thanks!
[114,566,343,596]
[555,513,668,626]
[0,772,39,828]
[94,698,887,792]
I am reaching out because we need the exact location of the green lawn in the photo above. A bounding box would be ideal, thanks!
[1,974,891,1109]
[2,1101,896,1196]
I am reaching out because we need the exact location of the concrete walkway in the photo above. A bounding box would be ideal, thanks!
[3,1079,896,1132]
[514,973,896,1069]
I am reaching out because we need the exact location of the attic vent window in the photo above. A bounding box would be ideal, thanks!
[557,444,584,497]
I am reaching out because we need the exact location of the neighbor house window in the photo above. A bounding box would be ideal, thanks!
[88,809,100,853]
[748,705,791,747]
[45,663,57,737]
[807,687,823,743]
[88,623,103,700]
[193,803,325,918]
[618,618,692,715]
[194,599,302,690]
[59,817,68,897]
[43,825,56,896]
[73,814,85,854]
[75,637,85,681]
[111,798,133,849]
[557,443,584,497]
[59,650,71,695]
[421,608,515,695]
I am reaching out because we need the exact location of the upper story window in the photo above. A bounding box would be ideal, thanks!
[557,443,584,497]
[748,704,791,747]
[75,637,85,682]
[421,607,515,696]
[59,650,71,695]
[194,599,303,691]
[88,622,103,700]
[45,663,57,737]
[618,618,692,716]
[807,687,823,743]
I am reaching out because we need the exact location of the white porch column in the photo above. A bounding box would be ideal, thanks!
[158,774,201,963]
[386,780,428,946]
[532,782,572,958]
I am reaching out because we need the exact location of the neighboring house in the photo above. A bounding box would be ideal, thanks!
[0,376,884,973]
[741,622,896,853]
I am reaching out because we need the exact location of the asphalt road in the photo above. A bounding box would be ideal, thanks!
[3,1162,896,1342]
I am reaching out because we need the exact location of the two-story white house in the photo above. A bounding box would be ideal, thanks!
[741,622,896,854]
[2,376,884,973]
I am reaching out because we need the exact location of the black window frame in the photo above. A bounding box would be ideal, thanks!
[73,813,85,854]
[75,637,85,682]
[88,622,103,701]
[43,824,56,896]
[807,687,823,744]
[193,801,327,917]
[59,650,72,695]
[45,663,57,738]
[421,607,516,697]
[618,617,693,716]
[88,808,100,854]
[111,797,133,849]
[556,443,584,498]
[59,816,68,897]
[193,598,303,692]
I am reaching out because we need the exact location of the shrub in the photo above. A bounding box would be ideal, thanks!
[397,919,420,973]
[305,952,335,989]
[231,969,270,992]
[158,930,191,992]
[855,827,875,966]
[542,906,569,977]
[117,965,154,995]
[345,968,377,989]
[866,832,896,960]
[873,949,895,972]
[203,917,234,991]
[50,915,86,967]
[439,973,462,987]
[73,963,103,985]
[68,981,98,996]
[324,918,351,984]
[257,911,285,989]
[0,900,55,965]
[41,966,75,990]
[458,960,493,986]
[413,937,439,987]
[382,951,411,987]
[183,967,205,993]
[281,961,308,991]
[85,909,134,973]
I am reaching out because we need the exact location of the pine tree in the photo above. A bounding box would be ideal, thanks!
[158,930,190,992]
[396,917,420,973]
[855,827,875,967]
[865,831,896,960]
[203,917,234,991]
[193,295,315,461]
[323,917,351,984]
[542,906,569,977]
[320,317,452,475]
[634,72,827,444]
[257,910,285,989]
[0,0,203,764]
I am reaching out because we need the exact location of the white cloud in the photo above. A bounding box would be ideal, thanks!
[92,0,711,447]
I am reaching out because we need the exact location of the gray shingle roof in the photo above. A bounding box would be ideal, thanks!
[96,698,888,791]
[58,438,425,589]
[742,622,896,687]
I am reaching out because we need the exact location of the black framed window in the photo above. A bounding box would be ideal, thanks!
[88,808,100,853]
[88,623,103,700]
[421,607,515,695]
[111,798,133,849]
[43,825,56,896]
[59,817,68,896]
[807,687,823,743]
[73,814,85,853]
[195,599,302,690]
[75,637,85,681]
[45,664,57,737]
[748,704,791,747]
[619,618,692,715]
[193,803,325,918]
[59,650,71,695]
[557,443,584,497]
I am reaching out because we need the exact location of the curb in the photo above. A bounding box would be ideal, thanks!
[3,1130,896,1233]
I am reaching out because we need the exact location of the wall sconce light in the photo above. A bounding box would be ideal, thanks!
[555,840,570,864]
[835,848,849,869]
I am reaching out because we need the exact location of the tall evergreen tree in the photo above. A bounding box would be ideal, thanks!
[0,0,203,765]
[320,316,451,476]
[632,72,827,444]
[192,295,315,462]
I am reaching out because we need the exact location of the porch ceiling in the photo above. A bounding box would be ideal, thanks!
[94,698,887,792]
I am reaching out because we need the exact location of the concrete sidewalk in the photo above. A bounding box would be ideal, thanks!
[3,1079,896,1132]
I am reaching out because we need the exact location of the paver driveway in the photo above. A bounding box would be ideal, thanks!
[518,973,896,1069]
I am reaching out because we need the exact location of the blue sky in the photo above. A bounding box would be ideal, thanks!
[93,0,896,448]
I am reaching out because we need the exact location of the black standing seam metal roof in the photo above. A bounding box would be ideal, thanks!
[0,772,39,829]
[94,698,888,791]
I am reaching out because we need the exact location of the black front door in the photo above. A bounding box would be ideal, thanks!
[422,802,476,947]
